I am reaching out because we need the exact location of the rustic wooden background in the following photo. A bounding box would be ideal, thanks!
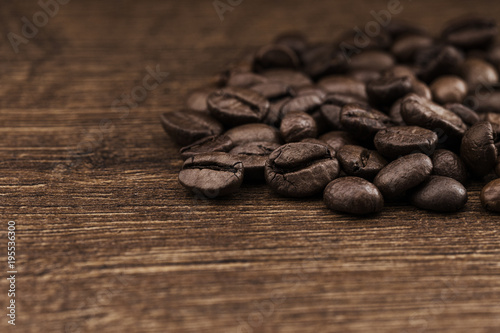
[1,0,500,332]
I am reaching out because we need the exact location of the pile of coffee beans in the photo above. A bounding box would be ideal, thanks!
[162,17,500,215]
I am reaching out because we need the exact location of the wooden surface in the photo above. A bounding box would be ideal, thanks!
[1,0,500,332]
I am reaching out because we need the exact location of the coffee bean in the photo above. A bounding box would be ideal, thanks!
[340,104,393,141]
[207,87,270,126]
[389,98,406,126]
[431,149,468,184]
[481,113,500,134]
[265,142,339,197]
[468,87,500,113]
[161,110,224,146]
[411,79,433,100]
[391,34,434,63]
[293,86,327,98]
[311,109,330,135]
[302,43,349,79]
[323,177,384,215]
[385,20,428,39]
[320,104,343,130]
[273,32,308,55]
[445,103,480,126]
[280,90,325,116]
[178,153,244,197]
[180,135,234,160]
[461,58,499,91]
[227,72,267,88]
[250,81,293,100]
[336,29,392,52]
[253,44,300,72]
[280,111,318,142]
[337,145,387,179]
[349,69,381,84]
[225,123,281,146]
[348,50,395,72]
[374,126,438,159]
[318,76,368,100]
[374,153,433,198]
[442,17,497,50]
[401,94,467,141]
[384,65,417,79]
[264,97,291,127]
[185,88,213,112]
[319,131,358,152]
[430,76,467,104]
[460,121,497,178]
[366,75,414,107]
[261,69,312,88]
[410,176,467,212]
[229,141,280,181]
[480,179,500,212]
[416,45,464,82]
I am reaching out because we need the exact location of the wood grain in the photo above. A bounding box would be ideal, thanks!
[1,0,500,332]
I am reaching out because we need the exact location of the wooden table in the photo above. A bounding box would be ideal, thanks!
[1,0,500,332]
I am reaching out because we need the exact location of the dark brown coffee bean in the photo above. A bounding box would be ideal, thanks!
[323,177,384,215]
[265,142,339,197]
[280,111,318,142]
[461,58,499,91]
[161,110,224,146]
[385,20,428,39]
[340,104,393,141]
[480,179,500,212]
[391,34,434,63]
[180,135,234,160]
[207,87,269,126]
[185,88,213,112]
[264,97,291,127]
[225,123,281,146]
[178,153,244,197]
[229,141,280,181]
[385,65,417,78]
[253,44,300,72]
[374,126,438,159]
[389,98,406,126]
[374,153,433,198]
[261,69,312,88]
[431,149,468,184]
[430,76,467,104]
[442,17,497,50]
[467,88,500,114]
[401,94,468,141]
[318,76,368,100]
[366,75,414,106]
[481,113,500,134]
[416,45,464,82]
[460,121,497,178]
[445,103,480,126]
[302,43,349,79]
[319,131,358,152]
[320,104,343,130]
[410,176,467,212]
[311,110,329,136]
[274,31,308,55]
[411,79,433,100]
[349,69,381,84]
[250,81,292,100]
[280,90,325,116]
[227,72,267,88]
[348,50,395,72]
[337,145,387,179]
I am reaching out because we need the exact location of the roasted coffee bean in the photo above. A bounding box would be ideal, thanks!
[461,58,499,91]
[318,76,368,100]
[280,111,318,142]
[301,138,333,151]
[311,110,329,136]
[264,97,291,127]
[385,20,428,39]
[348,50,395,72]
[265,142,339,197]
[302,43,349,79]
[411,79,432,100]
[274,32,308,55]
[178,153,244,197]
[261,69,312,88]
[229,141,280,181]
[280,90,325,116]
[401,94,467,141]
[467,87,500,113]
[293,86,327,98]
[319,131,358,152]
[389,98,406,126]
[320,104,343,130]
[391,34,434,63]
[349,69,381,84]
[480,179,500,212]
[366,75,414,107]
[340,104,393,141]
[227,72,267,88]
[323,177,384,215]
[225,123,281,146]
[207,87,269,126]
[253,44,300,72]
[185,88,213,112]
[161,110,224,146]
[416,45,464,82]
[337,145,387,179]
[385,65,417,78]
[250,81,292,100]
[442,17,497,50]
[460,121,498,178]
[410,176,467,212]
[180,135,234,160]
[430,76,467,104]
[374,153,433,198]
[445,103,480,126]
[431,149,467,184]
[481,113,500,134]
[374,126,438,159]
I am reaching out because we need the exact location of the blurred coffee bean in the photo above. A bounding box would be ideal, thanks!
[461,58,499,92]
[273,31,308,56]
[253,44,300,72]
[445,103,480,126]
[416,45,464,82]
[280,111,318,142]
[430,75,468,104]
[261,69,313,88]
[225,123,281,145]
[442,17,497,50]
[161,110,224,146]
[318,76,368,100]
[366,75,414,107]
[180,135,234,160]
[302,43,348,79]
[391,34,434,63]
[250,81,293,100]
[227,72,267,88]
[185,88,213,112]
[348,50,395,72]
